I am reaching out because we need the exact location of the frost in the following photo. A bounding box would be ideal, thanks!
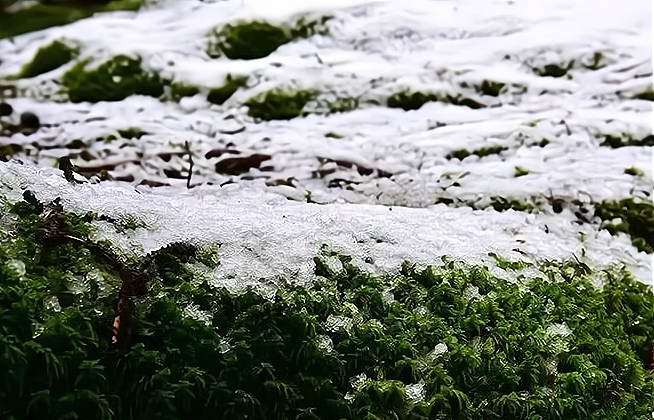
[546,322,572,337]
[5,259,26,277]
[315,334,333,353]
[324,315,353,333]
[406,382,426,404]
[44,295,61,312]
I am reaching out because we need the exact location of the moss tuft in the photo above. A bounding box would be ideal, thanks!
[513,166,530,177]
[245,88,316,120]
[16,39,78,79]
[624,166,644,177]
[207,17,329,60]
[594,198,654,254]
[207,74,248,105]
[601,134,654,148]
[476,80,506,97]
[61,55,167,103]
[0,0,145,40]
[387,90,485,111]
[447,145,508,160]
[117,127,148,139]
[534,61,574,78]
[168,82,200,102]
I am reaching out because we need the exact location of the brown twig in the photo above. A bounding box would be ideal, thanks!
[184,140,193,189]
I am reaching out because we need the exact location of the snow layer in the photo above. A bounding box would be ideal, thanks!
[0,0,652,285]
[0,160,650,288]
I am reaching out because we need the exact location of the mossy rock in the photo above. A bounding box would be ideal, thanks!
[594,198,654,254]
[1,194,653,419]
[208,17,329,60]
[14,39,78,79]
[61,55,167,103]
[0,0,144,40]
[207,75,248,105]
[245,88,316,120]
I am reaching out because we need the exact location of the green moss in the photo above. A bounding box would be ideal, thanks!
[245,88,316,121]
[15,39,78,79]
[387,90,485,111]
[0,0,144,40]
[0,143,23,161]
[624,166,644,177]
[117,127,148,139]
[601,134,654,148]
[475,80,506,97]
[447,145,508,160]
[489,196,538,213]
[534,62,574,78]
[594,198,654,254]
[61,55,167,103]
[207,75,248,105]
[0,195,653,420]
[169,82,200,102]
[514,166,530,177]
[207,17,329,60]
[633,86,653,101]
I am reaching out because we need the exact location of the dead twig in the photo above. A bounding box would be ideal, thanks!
[184,140,193,189]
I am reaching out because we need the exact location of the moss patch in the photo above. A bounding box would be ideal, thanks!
[594,198,654,254]
[245,88,316,121]
[207,17,330,60]
[387,91,486,111]
[447,145,508,161]
[117,127,148,139]
[14,39,78,79]
[624,166,644,177]
[489,196,538,213]
[601,134,654,148]
[475,80,506,97]
[514,166,530,178]
[0,0,144,40]
[168,82,200,102]
[207,75,248,105]
[533,61,575,78]
[0,196,652,420]
[61,55,167,103]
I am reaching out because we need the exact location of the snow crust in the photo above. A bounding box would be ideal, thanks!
[0,0,652,286]
[0,160,650,288]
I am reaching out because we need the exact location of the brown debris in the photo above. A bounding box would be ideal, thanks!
[214,153,271,175]
[204,148,241,159]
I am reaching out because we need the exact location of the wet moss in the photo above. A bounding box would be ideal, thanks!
[207,17,330,60]
[207,74,248,105]
[0,0,144,39]
[447,145,508,161]
[245,88,316,121]
[594,198,653,254]
[61,55,167,103]
[15,39,78,79]
[387,90,485,111]
[0,194,653,420]
[601,134,654,148]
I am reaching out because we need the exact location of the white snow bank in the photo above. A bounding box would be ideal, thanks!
[0,161,650,289]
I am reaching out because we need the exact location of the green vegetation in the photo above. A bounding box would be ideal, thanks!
[387,91,485,111]
[15,39,78,79]
[489,196,538,213]
[116,127,148,139]
[632,85,653,101]
[168,82,200,102]
[61,55,166,103]
[601,134,654,148]
[514,166,530,177]
[594,198,654,254]
[0,0,144,40]
[207,17,330,60]
[447,145,508,160]
[0,192,652,420]
[533,62,574,78]
[207,74,248,105]
[245,88,316,120]
[475,80,506,97]
[624,167,644,177]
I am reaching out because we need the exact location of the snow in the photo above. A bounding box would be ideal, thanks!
[0,0,652,286]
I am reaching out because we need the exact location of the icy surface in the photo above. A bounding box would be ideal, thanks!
[0,0,652,286]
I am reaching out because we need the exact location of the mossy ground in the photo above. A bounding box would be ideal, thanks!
[61,55,166,103]
[246,88,316,120]
[0,191,652,420]
[0,0,144,40]
[206,17,330,60]
[14,40,79,79]
[594,198,654,254]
